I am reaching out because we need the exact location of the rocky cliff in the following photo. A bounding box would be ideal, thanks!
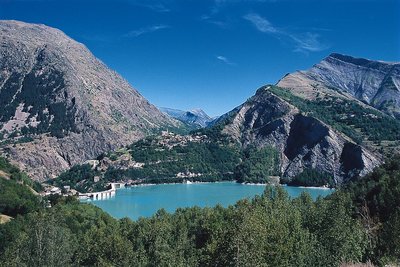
[218,86,381,185]
[0,20,181,180]
[278,53,400,118]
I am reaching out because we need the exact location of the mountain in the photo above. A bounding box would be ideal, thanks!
[215,85,382,185]
[0,20,181,180]
[277,53,400,118]
[69,80,391,187]
[159,107,214,128]
[213,54,400,184]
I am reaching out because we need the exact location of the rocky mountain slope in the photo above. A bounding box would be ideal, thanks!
[216,85,382,185]
[213,54,400,184]
[159,107,214,128]
[278,53,400,118]
[0,20,181,180]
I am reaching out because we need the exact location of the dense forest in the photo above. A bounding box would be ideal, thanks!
[1,156,399,266]
[128,136,240,182]
[282,168,335,188]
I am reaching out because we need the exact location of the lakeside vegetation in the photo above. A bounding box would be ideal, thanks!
[128,136,240,181]
[282,168,335,188]
[234,145,280,184]
[1,157,400,266]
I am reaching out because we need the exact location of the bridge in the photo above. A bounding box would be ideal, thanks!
[79,183,125,200]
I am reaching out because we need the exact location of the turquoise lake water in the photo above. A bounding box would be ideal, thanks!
[82,182,334,220]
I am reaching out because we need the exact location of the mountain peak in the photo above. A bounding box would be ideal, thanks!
[277,53,400,119]
[190,108,211,119]
[159,107,214,128]
[0,20,180,180]
[0,20,76,47]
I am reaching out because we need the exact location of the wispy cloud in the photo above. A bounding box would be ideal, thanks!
[216,55,236,65]
[243,13,278,33]
[124,25,169,38]
[243,13,328,53]
[289,32,329,52]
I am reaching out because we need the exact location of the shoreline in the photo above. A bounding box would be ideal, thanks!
[295,185,334,190]
[81,180,335,203]
[120,180,335,190]
[125,180,230,188]
[81,181,335,202]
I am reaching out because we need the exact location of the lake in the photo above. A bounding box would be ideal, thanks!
[82,182,334,220]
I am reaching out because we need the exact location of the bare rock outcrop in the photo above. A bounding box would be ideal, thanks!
[220,86,381,185]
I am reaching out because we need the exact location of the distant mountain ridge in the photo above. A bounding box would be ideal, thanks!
[0,20,182,180]
[159,107,215,128]
[278,53,400,118]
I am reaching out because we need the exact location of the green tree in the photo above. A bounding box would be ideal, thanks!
[0,178,41,216]
[235,146,280,183]
[2,213,74,267]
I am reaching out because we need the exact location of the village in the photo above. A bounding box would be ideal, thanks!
[156,130,209,149]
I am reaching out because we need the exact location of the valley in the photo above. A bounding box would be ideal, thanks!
[0,7,399,265]
[0,22,397,191]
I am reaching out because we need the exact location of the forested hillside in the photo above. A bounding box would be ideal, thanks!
[53,132,243,192]
[52,130,286,192]
[1,157,399,266]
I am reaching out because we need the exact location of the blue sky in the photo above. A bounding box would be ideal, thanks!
[1,0,399,116]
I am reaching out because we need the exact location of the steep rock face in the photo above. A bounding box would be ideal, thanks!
[220,86,381,185]
[0,20,181,180]
[278,53,400,118]
[159,107,214,128]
